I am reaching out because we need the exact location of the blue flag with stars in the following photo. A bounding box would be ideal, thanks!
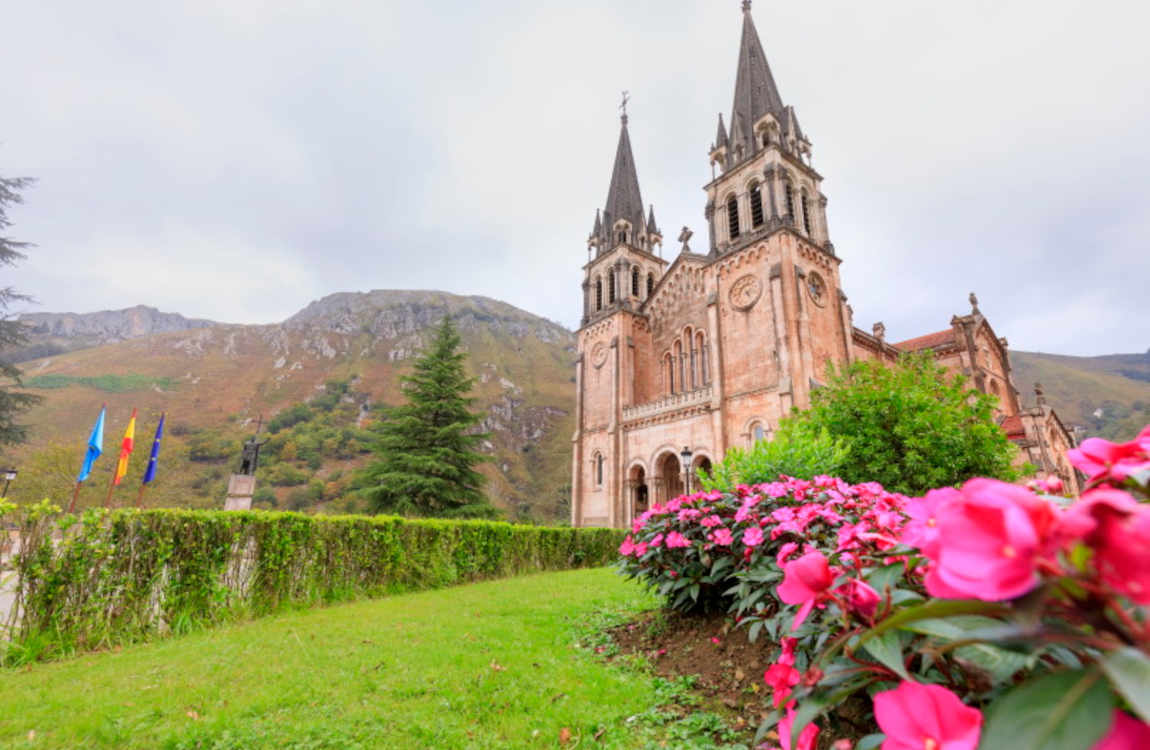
[143,413,165,485]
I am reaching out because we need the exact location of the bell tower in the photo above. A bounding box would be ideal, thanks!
[705,0,834,258]
[572,103,666,527]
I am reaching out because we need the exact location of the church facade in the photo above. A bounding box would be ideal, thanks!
[570,2,1078,528]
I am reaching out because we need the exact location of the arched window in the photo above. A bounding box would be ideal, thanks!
[631,267,640,297]
[801,192,812,234]
[784,183,796,223]
[594,453,604,486]
[762,132,771,149]
[749,421,768,445]
[673,340,685,393]
[618,231,627,244]
[696,331,709,384]
[608,271,616,304]
[647,273,655,297]
[685,327,696,389]
[727,195,740,240]
[665,352,675,394]
[749,183,764,227]
[595,277,603,311]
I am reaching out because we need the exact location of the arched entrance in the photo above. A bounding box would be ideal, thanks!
[693,455,714,489]
[628,465,649,519]
[656,452,684,502]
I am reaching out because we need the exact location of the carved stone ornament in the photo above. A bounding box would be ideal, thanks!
[591,341,608,368]
[807,271,827,307]
[728,274,763,311]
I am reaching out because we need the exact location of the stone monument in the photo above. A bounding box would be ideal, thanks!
[225,416,267,510]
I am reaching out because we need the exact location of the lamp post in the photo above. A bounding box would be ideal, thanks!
[679,446,693,496]
[2,468,16,497]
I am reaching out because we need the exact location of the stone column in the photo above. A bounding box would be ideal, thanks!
[705,202,717,254]
[764,165,779,220]
[581,279,590,322]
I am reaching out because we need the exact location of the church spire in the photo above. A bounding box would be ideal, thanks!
[601,105,647,242]
[729,1,786,157]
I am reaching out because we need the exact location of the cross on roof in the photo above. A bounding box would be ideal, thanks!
[619,90,630,120]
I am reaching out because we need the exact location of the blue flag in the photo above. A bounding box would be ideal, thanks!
[142,413,165,485]
[77,405,106,482]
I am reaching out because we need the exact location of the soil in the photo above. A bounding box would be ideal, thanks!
[608,610,776,734]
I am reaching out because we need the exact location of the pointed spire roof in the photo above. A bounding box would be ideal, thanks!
[602,114,646,232]
[590,209,602,238]
[729,2,786,154]
[647,205,660,236]
[714,113,729,150]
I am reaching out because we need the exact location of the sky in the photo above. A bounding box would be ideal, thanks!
[3,0,1148,356]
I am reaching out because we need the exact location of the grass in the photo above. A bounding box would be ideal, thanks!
[0,567,745,749]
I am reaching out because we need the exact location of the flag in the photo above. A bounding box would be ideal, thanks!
[76,405,106,482]
[142,413,165,485]
[113,408,138,486]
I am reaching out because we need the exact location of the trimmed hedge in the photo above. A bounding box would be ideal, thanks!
[2,506,623,662]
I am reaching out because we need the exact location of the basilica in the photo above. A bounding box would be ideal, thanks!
[570,2,1079,528]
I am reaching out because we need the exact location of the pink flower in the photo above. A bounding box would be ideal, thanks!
[634,542,648,556]
[1092,711,1150,750]
[773,706,819,750]
[837,578,881,620]
[701,514,723,528]
[778,636,798,665]
[776,541,800,567]
[763,662,801,708]
[901,488,959,558]
[1042,475,1064,494]
[777,551,834,629]
[742,526,765,547]
[650,533,664,548]
[710,528,734,546]
[1068,435,1150,484]
[873,681,982,750]
[710,636,721,644]
[1066,488,1150,603]
[618,536,635,556]
[925,479,1058,601]
[664,531,691,549]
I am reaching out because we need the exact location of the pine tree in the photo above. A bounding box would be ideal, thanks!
[0,174,41,452]
[359,316,495,518]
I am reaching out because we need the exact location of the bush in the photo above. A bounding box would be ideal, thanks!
[701,421,848,492]
[265,463,309,487]
[793,353,1018,495]
[3,506,624,663]
[618,425,1150,748]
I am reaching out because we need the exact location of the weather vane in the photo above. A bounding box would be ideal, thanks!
[620,90,630,120]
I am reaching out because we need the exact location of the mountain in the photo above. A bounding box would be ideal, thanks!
[4,291,576,521]
[1010,349,1150,441]
[8,305,217,362]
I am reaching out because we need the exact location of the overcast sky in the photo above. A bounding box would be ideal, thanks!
[3,0,1148,355]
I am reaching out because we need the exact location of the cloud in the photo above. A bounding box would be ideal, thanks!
[3,0,1147,355]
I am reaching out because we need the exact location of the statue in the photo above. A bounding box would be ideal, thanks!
[238,414,267,476]
[969,292,980,315]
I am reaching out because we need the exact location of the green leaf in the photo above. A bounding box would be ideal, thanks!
[862,630,910,680]
[855,598,1009,652]
[1100,647,1150,723]
[904,616,1032,682]
[980,669,1115,750]
[866,562,904,596]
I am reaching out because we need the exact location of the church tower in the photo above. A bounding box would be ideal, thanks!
[571,106,666,527]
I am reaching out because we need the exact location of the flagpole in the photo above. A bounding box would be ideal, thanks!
[69,481,82,513]
[105,471,117,509]
[136,484,146,509]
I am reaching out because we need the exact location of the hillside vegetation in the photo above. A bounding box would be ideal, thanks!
[1011,349,1150,440]
[4,291,576,522]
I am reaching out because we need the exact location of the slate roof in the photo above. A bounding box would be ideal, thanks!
[894,329,956,352]
[715,113,729,149]
[602,116,647,233]
[729,4,787,156]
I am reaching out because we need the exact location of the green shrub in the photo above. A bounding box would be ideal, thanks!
[265,463,309,487]
[4,506,623,663]
[701,421,848,492]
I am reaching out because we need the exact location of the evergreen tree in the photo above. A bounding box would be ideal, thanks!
[0,174,41,452]
[359,316,495,518]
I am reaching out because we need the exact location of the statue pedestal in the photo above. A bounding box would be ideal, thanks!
[225,474,256,511]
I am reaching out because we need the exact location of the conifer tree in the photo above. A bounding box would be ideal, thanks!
[0,174,41,451]
[359,316,495,518]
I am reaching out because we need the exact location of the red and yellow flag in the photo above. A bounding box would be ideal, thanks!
[113,408,138,486]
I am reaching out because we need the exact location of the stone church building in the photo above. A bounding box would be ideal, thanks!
[570,2,1078,528]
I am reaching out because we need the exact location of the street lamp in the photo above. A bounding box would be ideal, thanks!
[679,446,693,496]
[2,468,16,497]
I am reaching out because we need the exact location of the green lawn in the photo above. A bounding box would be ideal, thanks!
[0,568,712,749]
